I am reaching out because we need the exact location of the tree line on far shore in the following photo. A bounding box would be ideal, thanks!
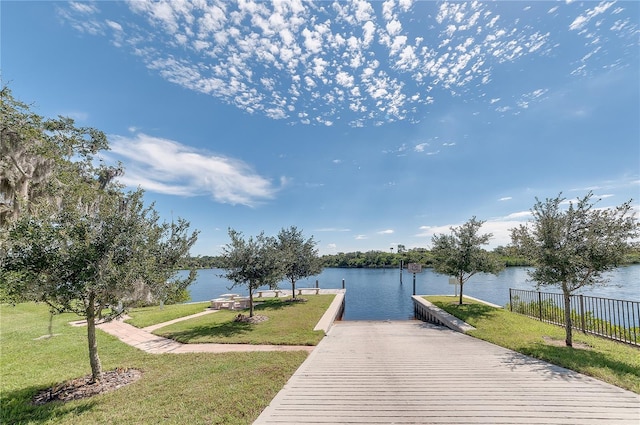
[178,245,640,270]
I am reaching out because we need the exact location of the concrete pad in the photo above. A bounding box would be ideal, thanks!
[254,321,640,424]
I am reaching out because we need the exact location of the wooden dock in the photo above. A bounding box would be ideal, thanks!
[254,321,640,424]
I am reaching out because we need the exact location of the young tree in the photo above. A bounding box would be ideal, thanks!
[431,217,504,305]
[220,229,283,317]
[276,226,322,300]
[510,192,639,347]
[0,88,199,381]
[1,189,198,382]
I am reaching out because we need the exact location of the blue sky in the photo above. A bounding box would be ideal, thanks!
[3,0,639,256]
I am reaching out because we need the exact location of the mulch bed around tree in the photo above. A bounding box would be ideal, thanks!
[233,313,269,324]
[284,297,308,303]
[542,335,592,350]
[32,368,142,405]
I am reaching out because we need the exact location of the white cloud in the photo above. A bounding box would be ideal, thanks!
[377,229,394,235]
[504,211,531,220]
[106,133,278,206]
[59,0,637,127]
[355,234,368,240]
[69,2,98,14]
[569,1,615,31]
[414,143,429,152]
[415,213,530,248]
[499,197,512,201]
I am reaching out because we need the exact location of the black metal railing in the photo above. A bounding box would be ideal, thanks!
[509,289,639,346]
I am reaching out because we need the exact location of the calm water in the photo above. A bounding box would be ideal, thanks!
[185,265,640,320]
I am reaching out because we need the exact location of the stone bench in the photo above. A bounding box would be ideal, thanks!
[297,287,320,295]
[256,290,282,298]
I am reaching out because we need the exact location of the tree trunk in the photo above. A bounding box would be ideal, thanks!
[458,276,464,305]
[291,279,296,300]
[562,289,573,347]
[86,293,103,382]
[47,311,55,337]
[249,290,254,317]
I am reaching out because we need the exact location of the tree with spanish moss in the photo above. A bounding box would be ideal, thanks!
[0,88,199,382]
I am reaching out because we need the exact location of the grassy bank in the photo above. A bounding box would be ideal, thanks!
[1,302,310,424]
[152,295,333,345]
[124,301,211,328]
[426,296,640,393]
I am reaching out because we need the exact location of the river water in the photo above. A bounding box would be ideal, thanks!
[185,265,640,320]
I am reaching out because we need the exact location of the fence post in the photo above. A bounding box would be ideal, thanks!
[538,291,543,321]
[509,289,513,312]
[579,295,586,333]
[342,279,345,289]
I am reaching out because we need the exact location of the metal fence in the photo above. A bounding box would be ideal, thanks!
[509,289,639,346]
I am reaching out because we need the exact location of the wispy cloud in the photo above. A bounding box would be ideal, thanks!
[415,211,531,248]
[105,133,278,206]
[316,228,352,232]
[377,229,394,235]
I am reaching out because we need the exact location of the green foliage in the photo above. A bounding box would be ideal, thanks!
[276,226,322,299]
[0,89,199,381]
[510,192,639,346]
[321,248,434,268]
[431,217,505,304]
[219,229,283,316]
[427,296,640,393]
[0,86,114,227]
[1,302,307,424]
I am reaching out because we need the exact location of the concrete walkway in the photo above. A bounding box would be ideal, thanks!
[94,290,345,354]
[254,321,640,424]
[97,317,314,353]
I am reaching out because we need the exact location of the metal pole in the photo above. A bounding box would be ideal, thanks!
[400,259,403,284]
[342,278,345,289]
[413,273,416,295]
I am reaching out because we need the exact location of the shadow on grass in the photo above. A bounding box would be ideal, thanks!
[519,342,640,383]
[162,320,254,343]
[160,298,310,343]
[1,386,95,425]
[252,298,296,312]
[433,300,498,323]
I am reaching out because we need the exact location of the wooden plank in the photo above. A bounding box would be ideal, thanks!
[254,321,640,424]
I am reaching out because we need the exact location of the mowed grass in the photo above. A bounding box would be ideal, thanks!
[124,301,210,328]
[426,296,640,394]
[153,295,334,346]
[1,302,310,425]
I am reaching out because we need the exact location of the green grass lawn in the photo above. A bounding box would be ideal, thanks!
[426,296,640,394]
[124,301,211,328]
[153,295,333,346]
[0,302,310,424]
